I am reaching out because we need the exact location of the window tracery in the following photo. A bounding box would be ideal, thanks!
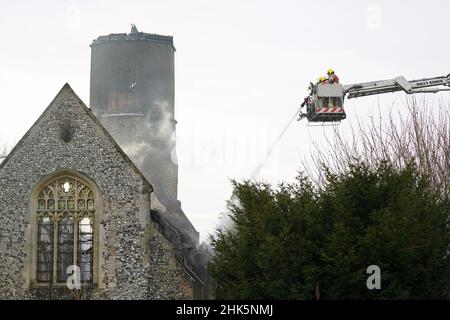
[36,177,95,284]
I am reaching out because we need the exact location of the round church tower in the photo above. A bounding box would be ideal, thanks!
[89,25,178,198]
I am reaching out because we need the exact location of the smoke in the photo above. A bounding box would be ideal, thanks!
[121,141,153,167]
[118,99,176,167]
[145,99,176,140]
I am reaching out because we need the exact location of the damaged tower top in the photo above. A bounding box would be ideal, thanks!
[130,24,139,34]
[90,26,175,50]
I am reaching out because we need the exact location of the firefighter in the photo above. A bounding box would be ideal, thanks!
[313,76,324,108]
[318,76,328,84]
[327,68,339,83]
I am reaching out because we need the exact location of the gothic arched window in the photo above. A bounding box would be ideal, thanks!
[36,176,95,285]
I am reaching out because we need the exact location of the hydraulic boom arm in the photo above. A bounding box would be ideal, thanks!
[343,74,450,99]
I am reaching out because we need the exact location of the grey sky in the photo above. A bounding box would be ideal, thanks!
[1,0,449,241]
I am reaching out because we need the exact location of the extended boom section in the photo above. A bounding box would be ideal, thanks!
[344,75,450,99]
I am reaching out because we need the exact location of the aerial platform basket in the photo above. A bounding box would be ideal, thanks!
[306,82,346,122]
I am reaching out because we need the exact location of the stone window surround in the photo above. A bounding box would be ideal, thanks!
[23,170,105,289]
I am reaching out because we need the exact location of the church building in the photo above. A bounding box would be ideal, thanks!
[0,27,207,300]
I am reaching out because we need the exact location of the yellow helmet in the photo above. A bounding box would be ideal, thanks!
[327,68,334,75]
[319,76,326,82]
